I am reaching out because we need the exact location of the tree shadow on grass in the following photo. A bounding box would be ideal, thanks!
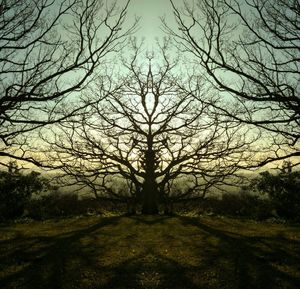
[0,216,123,289]
[1,216,300,289]
[129,215,172,225]
[178,216,300,289]
[0,215,198,289]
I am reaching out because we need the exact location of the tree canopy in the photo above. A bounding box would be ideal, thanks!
[164,0,300,166]
[39,45,256,214]
[0,0,136,165]
[1,0,299,215]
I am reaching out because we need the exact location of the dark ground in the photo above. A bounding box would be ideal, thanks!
[0,215,300,289]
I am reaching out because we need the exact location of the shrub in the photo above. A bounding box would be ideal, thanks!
[173,192,274,220]
[202,192,273,220]
[0,162,47,220]
[27,192,85,219]
[251,161,300,220]
[26,192,124,219]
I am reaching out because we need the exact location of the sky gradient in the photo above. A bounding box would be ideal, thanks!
[128,0,176,43]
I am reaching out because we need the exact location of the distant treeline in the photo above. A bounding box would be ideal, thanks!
[1,162,299,222]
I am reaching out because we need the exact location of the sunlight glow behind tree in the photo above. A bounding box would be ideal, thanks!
[39,42,257,214]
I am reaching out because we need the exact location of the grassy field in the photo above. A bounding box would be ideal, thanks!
[0,215,300,289]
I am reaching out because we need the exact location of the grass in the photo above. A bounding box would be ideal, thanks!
[0,215,300,289]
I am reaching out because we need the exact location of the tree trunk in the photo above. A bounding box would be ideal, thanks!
[126,198,136,215]
[141,184,159,214]
[141,139,159,214]
[164,201,174,215]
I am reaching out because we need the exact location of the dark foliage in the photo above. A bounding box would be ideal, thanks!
[174,192,274,220]
[26,192,126,220]
[212,193,273,220]
[251,162,300,220]
[0,162,47,220]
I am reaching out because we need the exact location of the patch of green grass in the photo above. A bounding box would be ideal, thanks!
[0,215,300,289]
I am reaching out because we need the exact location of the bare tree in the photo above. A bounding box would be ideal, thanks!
[40,43,256,214]
[0,0,136,165]
[163,0,300,166]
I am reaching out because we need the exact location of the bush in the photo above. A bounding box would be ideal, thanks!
[173,192,274,220]
[251,161,300,220]
[26,192,125,220]
[27,192,87,219]
[218,192,273,220]
[0,162,47,220]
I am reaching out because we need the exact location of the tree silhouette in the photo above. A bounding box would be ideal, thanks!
[164,0,300,166]
[251,161,300,219]
[41,44,256,214]
[0,0,136,165]
[0,161,48,219]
